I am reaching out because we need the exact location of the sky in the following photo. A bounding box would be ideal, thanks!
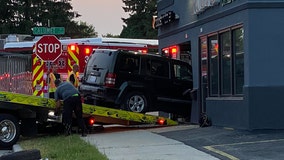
[71,0,129,37]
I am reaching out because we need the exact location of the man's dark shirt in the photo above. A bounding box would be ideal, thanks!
[54,82,79,101]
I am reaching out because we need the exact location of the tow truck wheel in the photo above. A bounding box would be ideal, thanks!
[122,92,148,113]
[0,114,20,148]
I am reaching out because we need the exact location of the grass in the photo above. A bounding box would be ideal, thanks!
[19,134,108,160]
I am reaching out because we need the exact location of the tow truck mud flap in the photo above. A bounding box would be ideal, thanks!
[21,118,37,137]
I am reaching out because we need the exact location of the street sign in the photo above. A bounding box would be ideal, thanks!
[32,27,65,35]
[35,35,62,62]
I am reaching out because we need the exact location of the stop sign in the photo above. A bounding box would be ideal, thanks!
[35,35,62,61]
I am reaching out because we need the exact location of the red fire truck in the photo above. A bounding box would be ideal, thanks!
[1,37,158,97]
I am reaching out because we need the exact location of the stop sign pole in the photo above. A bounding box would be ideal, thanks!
[35,35,62,62]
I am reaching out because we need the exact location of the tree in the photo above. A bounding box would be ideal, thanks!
[120,0,157,39]
[0,0,18,33]
[67,21,97,38]
[0,0,96,38]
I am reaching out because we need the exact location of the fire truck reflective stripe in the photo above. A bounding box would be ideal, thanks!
[32,71,43,96]
[67,46,79,76]
[0,91,178,126]
[68,51,79,65]
[33,63,42,79]
[32,54,44,97]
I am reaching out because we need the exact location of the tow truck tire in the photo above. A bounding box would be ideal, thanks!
[0,114,20,148]
[122,92,148,113]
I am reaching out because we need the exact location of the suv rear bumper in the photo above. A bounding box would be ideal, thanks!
[79,84,119,104]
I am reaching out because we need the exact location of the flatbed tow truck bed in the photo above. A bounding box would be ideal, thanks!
[0,91,178,148]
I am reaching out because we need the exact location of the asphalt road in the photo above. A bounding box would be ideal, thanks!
[2,124,284,160]
[154,125,284,160]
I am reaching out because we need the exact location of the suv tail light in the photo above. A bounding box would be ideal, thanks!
[105,73,116,87]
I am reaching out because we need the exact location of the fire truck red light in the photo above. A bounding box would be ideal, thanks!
[70,45,76,51]
[85,48,91,55]
[171,48,177,54]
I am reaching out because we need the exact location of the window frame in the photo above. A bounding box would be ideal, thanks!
[199,25,244,97]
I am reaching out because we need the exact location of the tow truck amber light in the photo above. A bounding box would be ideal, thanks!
[157,118,166,125]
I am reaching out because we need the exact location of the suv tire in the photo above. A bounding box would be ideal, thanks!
[122,92,148,113]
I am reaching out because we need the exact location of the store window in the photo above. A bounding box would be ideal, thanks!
[200,26,244,97]
[209,35,219,96]
[233,28,244,95]
[220,31,231,95]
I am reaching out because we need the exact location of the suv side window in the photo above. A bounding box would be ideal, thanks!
[119,54,140,74]
[147,59,169,78]
[173,63,192,81]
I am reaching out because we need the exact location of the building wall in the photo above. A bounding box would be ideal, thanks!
[246,7,284,129]
[157,0,284,129]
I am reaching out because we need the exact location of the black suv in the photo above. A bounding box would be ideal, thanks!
[79,49,193,117]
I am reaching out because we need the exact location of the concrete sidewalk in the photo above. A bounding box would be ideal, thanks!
[82,127,219,160]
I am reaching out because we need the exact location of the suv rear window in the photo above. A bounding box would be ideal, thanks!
[86,51,114,73]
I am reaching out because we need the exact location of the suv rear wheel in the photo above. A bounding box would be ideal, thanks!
[122,92,148,113]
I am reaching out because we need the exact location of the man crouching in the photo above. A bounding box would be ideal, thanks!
[54,79,87,137]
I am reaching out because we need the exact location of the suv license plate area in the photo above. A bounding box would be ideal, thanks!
[87,75,97,83]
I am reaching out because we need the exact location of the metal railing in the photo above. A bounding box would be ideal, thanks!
[0,53,32,95]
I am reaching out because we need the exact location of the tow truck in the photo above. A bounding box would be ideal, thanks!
[0,91,178,148]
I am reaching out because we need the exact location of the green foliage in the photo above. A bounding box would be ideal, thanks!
[66,21,98,38]
[120,0,157,39]
[0,0,96,38]
[19,135,108,160]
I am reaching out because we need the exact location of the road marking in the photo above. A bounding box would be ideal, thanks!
[204,138,284,160]
[204,146,239,160]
